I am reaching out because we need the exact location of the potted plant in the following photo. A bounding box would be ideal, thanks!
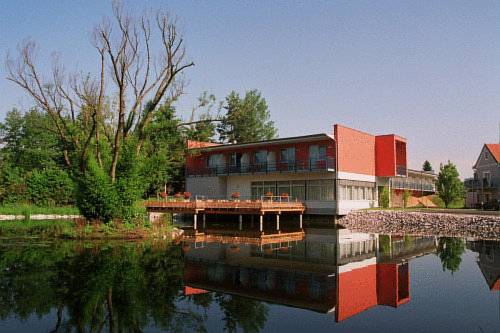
[159,191,167,199]
[174,192,182,201]
[183,191,192,200]
[231,192,241,201]
[280,192,289,200]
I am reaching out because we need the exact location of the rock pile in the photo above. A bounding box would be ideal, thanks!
[338,210,500,239]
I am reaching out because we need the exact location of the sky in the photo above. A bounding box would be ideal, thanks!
[1,0,500,178]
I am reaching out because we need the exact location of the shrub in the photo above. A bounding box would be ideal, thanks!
[403,190,411,208]
[76,158,120,223]
[26,168,75,206]
[379,187,390,208]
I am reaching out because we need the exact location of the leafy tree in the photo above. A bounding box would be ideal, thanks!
[437,237,465,273]
[422,160,433,172]
[436,161,464,208]
[218,90,277,143]
[379,186,390,208]
[26,168,75,206]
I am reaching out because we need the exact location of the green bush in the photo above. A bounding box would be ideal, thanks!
[403,190,411,208]
[380,187,390,208]
[76,158,120,223]
[26,168,75,206]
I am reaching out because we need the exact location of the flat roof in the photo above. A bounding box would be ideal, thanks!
[188,133,334,152]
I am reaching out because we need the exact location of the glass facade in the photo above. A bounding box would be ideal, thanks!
[251,179,334,201]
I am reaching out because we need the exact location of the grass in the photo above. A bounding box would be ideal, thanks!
[0,219,76,238]
[0,215,174,240]
[0,204,80,216]
[430,196,465,209]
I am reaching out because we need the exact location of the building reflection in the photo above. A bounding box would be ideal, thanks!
[467,240,500,292]
[180,228,439,322]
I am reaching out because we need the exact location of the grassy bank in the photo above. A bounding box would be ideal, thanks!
[0,218,174,240]
[0,204,80,216]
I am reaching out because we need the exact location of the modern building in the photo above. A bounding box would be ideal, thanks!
[465,144,500,209]
[185,124,435,216]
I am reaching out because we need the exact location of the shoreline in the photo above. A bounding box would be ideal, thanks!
[338,210,500,239]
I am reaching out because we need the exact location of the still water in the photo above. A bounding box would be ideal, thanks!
[0,228,499,332]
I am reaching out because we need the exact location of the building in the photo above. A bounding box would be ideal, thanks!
[465,144,500,209]
[185,124,435,216]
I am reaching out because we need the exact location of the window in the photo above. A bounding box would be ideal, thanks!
[277,181,291,196]
[254,150,267,164]
[306,179,334,201]
[280,147,296,169]
[484,150,489,160]
[484,172,491,185]
[291,180,306,200]
[309,145,327,161]
[251,181,277,199]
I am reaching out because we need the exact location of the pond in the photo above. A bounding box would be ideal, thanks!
[0,228,499,332]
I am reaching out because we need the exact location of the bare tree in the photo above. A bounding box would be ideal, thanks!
[6,1,194,181]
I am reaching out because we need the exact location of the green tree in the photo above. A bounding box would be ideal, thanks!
[437,237,465,273]
[436,161,464,208]
[422,160,433,172]
[379,186,390,208]
[218,90,277,143]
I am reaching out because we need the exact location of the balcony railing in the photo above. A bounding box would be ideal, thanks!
[187,158,336,177]
[390,179,436,192]
[464,178,496,189]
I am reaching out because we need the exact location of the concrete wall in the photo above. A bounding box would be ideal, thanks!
[186,176,227,198]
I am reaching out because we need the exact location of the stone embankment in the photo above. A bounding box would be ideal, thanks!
[338,210,500,239]
[0,214,82,221]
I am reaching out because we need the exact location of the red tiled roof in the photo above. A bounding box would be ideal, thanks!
[187,140,221,149]
[492,278,500,291]
[485,144,500,163]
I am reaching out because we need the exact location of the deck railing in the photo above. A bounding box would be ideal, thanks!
[187,157,335,177]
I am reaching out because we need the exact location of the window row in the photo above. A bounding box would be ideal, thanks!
[207,145,328,168]
[251,179,335,201]
[338,185,376,201]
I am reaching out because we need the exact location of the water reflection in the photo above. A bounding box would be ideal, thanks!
[0,229,498,332]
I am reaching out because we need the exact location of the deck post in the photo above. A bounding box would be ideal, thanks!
[259,215,264,232]
[239,214,243,231]
[193,214,198,230]
[299,214,303,229]
[203,214,206,229]
[276,214,280,231]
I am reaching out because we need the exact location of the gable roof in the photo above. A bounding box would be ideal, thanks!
[485,144,500,163]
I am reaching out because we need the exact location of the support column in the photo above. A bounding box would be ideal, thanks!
[203,214,206,229]
[259,215,264,232]
[299,214,303,229]
[193,213,198,230]
[239,215,243,231]
[276,214,280,231]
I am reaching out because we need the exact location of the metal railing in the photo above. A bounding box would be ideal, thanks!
[390,179,436,192]
[187,157,335,177]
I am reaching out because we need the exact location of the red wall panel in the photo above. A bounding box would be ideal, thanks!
[334,125,376,176]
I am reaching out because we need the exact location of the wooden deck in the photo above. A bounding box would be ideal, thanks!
[145,199,306,215]
[182,230,305,246]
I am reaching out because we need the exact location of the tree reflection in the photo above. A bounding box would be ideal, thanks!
[0,241,206,332]
[216,294,268,333]
[437,238,466,273]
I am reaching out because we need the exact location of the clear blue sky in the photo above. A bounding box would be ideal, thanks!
[1,1,500,177]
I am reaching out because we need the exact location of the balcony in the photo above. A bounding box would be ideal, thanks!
[187,158,336,177]
[390,179,436,192]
